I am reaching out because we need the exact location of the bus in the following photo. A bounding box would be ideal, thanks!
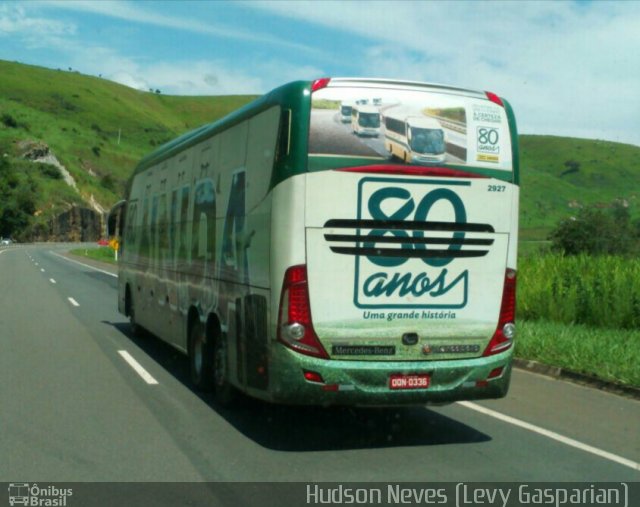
[385,113,447,164]
[340,101,353,123]
[117,77,519,406]
[350,104,381,137]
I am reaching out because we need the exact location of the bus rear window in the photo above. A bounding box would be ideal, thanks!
[308,83,513,173]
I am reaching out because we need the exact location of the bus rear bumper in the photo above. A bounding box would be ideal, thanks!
[267,345,513,406]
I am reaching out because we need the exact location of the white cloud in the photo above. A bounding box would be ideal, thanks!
[2,1,639,145]
[39,0,318,54]
[0,4,75,41]
[249,0,640,146]
[1,1,325,96]
[108,71,150,92]
[104,59,324,96]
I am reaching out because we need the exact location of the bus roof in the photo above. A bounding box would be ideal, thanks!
[353,105,379,114]
[131,80,310,176]
[129,77,518,186]
[326,78,488,99]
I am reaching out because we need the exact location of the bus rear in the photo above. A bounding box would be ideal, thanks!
[270,78,518,405]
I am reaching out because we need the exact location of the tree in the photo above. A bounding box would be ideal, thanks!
[549,202,636,255]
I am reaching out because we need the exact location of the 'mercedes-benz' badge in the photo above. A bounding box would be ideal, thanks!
[423,344,480,355]
[332,345,396,356]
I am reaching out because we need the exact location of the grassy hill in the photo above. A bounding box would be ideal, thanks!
[519,135,640,239]
[0,59,256,238]
[1,59,639,240]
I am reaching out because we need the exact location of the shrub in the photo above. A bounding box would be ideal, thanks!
[1,113,18,128]
[101,174,117,192]
[38,163,62,179]
[549,202,638,255]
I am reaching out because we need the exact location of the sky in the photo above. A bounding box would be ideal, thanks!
[0,0,639,146]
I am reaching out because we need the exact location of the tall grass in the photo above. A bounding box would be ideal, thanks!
[69,246,117,264]
[516,320,640,387]
[517,253,640,329]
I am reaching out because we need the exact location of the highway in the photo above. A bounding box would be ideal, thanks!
[1,244,638,487]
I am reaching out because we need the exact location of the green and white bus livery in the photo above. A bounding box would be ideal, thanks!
[351,104,381,137]
[385,113,447,164]
[340,101,353,123]
[118,77,519,406]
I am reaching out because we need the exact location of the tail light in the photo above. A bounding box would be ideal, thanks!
[483,268,516,356]
[485,91,504,107]
[277,265,329,359]
[311,78,331,92]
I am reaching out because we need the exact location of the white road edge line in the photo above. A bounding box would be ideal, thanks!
[457,401,640,471]
[50,251,117,278]
[118,350,159,385]
[50,279,57,284]
[67,297,79,307]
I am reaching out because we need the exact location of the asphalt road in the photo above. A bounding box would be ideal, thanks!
[1,244,638,488]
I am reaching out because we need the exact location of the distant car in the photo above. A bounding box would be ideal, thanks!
[0,238,12,245]
[97,238,109,246]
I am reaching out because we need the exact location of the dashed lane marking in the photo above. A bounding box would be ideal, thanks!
[118,350,159,385]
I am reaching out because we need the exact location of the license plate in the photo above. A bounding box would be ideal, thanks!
[389,373,430,390]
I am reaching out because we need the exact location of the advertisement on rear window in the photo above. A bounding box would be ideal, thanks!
[309,85,512,171]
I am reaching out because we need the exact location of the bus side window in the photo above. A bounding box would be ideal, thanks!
[170,189,177,263]
[247,106,280,209]
[191,179,216,267]
[275,108,291,163]
[177,186,190,265]
[140,196,150,259]
[151,194,159,264]
[158,193,169,268]
[222,170,246,271]
[125,203,137,252]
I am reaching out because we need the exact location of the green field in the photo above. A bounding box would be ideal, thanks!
[519,135,640,238]
[518,253,640,329]
[516,319,640,387]
[516,252,640,387]
[0,59,256,230]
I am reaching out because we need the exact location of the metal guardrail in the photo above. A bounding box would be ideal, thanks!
[426,115,467,134]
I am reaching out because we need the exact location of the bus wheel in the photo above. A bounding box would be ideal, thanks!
[126,287,141,337]
[189,320,215,391]
[213,332,235,406]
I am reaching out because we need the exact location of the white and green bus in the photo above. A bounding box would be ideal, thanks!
[351,104,381,137]
[340,101,353,123]
[384,113,447,164]
[117,78,519,406]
